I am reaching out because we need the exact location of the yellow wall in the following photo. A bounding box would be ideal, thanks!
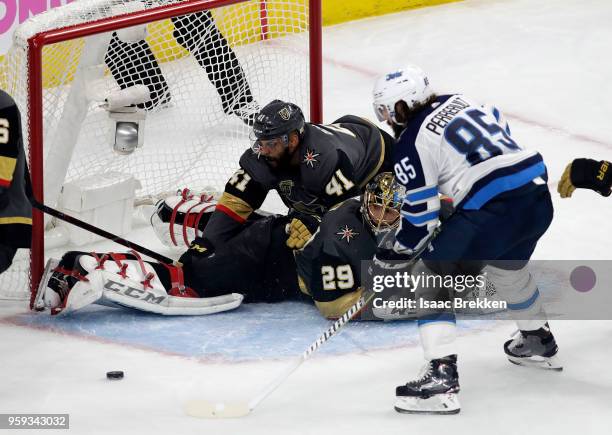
[1,0,460,89]
[322,0,461,26]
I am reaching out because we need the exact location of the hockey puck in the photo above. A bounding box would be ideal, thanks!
[106,371,124,380]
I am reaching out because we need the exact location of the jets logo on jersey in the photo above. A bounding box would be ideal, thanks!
[278,107,291,120]
[302,148,320,168]
[336,225,359,243]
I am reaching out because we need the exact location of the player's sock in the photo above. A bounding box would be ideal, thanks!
[504,322,562,370]
[395,354,460,415]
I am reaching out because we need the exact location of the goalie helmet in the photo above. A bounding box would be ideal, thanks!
[372,65,433,125]
[362,172,404,235]
[250,99,305,151]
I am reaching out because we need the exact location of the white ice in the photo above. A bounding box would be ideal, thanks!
[1,0,612,433]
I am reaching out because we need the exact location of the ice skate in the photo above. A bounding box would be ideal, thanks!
[395,355,460,415]
[504,323,562,371]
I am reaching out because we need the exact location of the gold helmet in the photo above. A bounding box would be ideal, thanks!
[362,172,404,234]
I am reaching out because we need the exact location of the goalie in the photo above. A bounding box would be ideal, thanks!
[38,174,468,318]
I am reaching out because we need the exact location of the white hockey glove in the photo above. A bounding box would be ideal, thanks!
[151,188,217,249]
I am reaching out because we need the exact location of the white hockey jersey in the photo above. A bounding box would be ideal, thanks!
[393,94,547,253]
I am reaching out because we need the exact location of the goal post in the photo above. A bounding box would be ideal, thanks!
[0,0,322,306]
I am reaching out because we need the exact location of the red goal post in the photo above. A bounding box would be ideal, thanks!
[10,0,322,306]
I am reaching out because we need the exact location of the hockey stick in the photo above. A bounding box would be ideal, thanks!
[31,199,175,265]
[184,290,376,419]
[185,247,428,419]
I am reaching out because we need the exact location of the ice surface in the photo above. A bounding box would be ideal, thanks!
[1,0,612,433]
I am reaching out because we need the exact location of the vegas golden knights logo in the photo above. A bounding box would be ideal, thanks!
[279,180,294,196]
[278,107,291,121]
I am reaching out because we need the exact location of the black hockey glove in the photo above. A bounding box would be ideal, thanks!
[286,212,321,250]
[559,158,612,198]
[178,237,215,267]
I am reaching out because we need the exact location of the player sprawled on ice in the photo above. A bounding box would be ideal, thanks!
[37,100,406,318]
[371,65,561,415]
[37,175,408,318]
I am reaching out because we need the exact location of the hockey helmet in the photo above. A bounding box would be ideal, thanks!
[372,65,433,125]
[362,172,405,234]
[250,99,305,151]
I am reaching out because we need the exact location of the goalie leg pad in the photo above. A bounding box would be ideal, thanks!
[41,251,243,316]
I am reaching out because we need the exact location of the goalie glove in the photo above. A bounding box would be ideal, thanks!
[151,188,217,249]
[558,158,612,198]
[285,213,321,250]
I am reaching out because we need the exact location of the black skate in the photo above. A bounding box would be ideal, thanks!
[504,323,562,371]
[395,355,460,415]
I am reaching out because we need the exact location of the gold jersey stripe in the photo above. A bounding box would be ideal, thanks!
[314,287,364,319]
[297,275,311,296]
[218,192,254,221]
[0,216,32,225]
[0,155,17,183]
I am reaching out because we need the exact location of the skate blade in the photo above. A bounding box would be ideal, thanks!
[507,354,563,371]
[394,393,460,415]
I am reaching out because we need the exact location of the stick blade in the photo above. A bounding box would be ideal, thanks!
[184,400,251,419]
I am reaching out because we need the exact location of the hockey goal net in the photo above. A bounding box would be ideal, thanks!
[0,0,322,305]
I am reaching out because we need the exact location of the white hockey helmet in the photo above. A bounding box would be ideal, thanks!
[372,65,433,125]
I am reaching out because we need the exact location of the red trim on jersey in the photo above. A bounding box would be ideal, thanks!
[0,179,10,188]
[216,203,247,223]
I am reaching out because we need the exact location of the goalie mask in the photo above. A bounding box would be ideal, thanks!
[362,172,404,235]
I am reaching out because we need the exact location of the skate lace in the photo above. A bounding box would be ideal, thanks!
[407,362,433,386]
[509,329,525,348]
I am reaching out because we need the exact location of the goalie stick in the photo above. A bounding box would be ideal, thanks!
[185,290,376,419]
[184,235,432,419]
[31,199,175,265]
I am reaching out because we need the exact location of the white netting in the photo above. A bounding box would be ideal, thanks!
[0,0,313,301]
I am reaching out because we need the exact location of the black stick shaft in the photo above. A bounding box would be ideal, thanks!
[32,200,174,265]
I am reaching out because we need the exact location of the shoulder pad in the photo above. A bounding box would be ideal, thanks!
[0,90,18,113]
[332,114,377,128]
[319,200,367,255]
[238,148,277,189]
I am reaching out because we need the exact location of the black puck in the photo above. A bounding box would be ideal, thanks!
[106,371,124,380]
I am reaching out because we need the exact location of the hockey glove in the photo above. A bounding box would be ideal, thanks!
[286,213,321,250]
[559,158,612,198]
[178,237,215,267]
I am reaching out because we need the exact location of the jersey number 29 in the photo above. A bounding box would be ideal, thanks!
[321,265,354,290]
